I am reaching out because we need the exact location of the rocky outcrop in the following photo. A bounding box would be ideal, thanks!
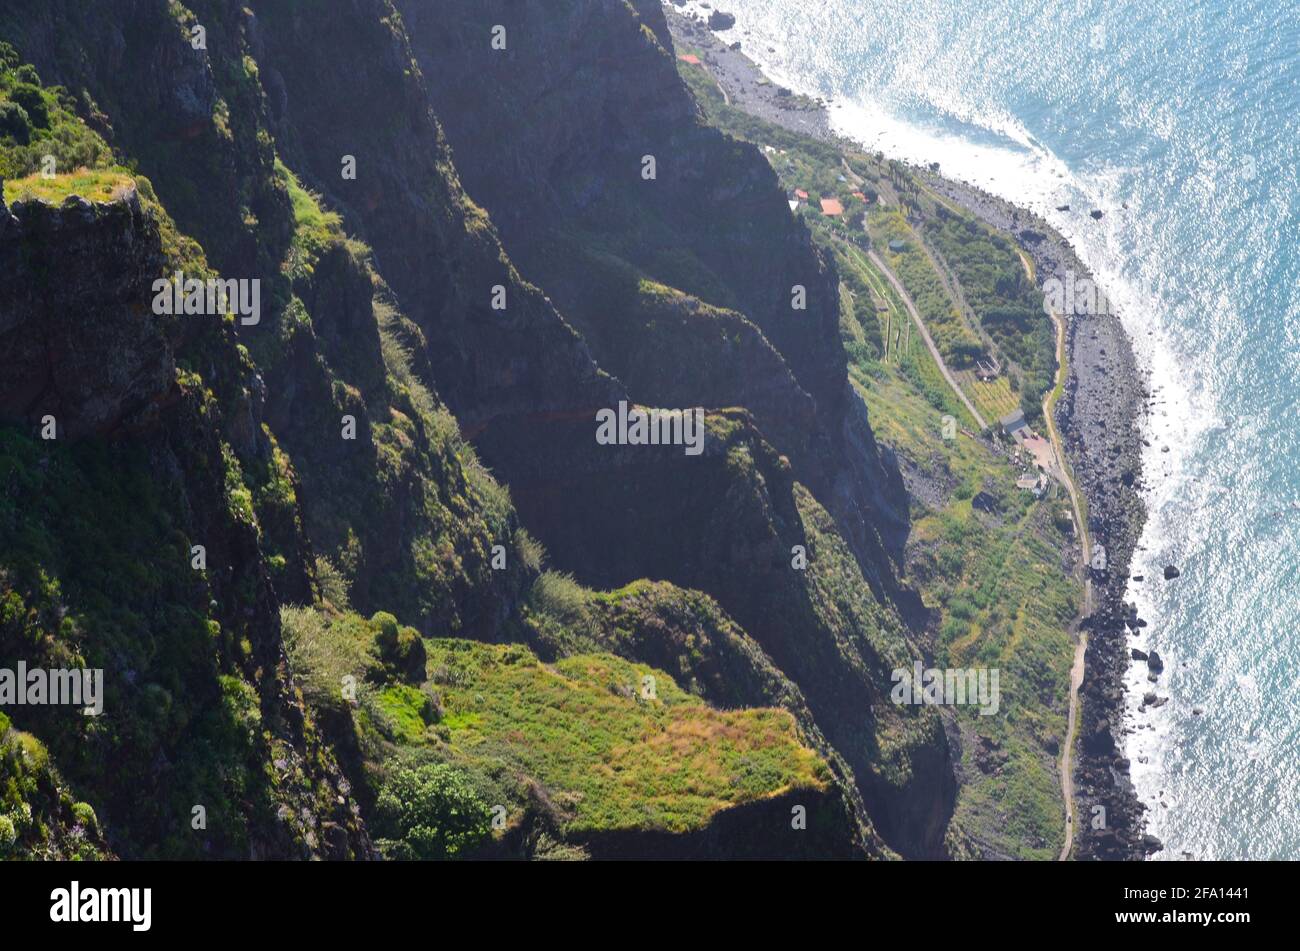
[578,787,855,860]
[0,186,369,859]
[0,191,172,439]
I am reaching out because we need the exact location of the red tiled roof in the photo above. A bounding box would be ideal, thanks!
[820,198,844,216]
[678,54,702,65]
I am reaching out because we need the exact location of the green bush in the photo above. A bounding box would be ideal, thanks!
[7,85,48,130]
[71,801,98,832]
[0,814,15,852]
[314,555,351,610]
[370,612,427,682]
[0,101,30,145]
[369,611,399,641]
[374,762,491,860]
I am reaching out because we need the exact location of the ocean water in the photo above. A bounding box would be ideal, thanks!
[678,0,1300,858]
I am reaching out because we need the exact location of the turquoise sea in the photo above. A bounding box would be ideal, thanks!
[680,0,1300,858]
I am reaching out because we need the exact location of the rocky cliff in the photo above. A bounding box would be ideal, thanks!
[397,0,912,580]
[1,179,368,858]
[0,0,958,859]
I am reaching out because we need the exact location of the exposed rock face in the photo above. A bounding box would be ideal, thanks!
[6,1,293,277]
[248,0,622,439]
[579,787,854,859]
[0,192,172,439]
[0,184,369,859]
[397,0,911,571]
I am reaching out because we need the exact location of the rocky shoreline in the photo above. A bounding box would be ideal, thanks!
[664,4,1155,860]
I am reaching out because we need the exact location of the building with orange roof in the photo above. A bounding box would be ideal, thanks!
[820,198,844,216]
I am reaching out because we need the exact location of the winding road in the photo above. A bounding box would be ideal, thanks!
[867,249,990,431]
[1021,250,1092,861]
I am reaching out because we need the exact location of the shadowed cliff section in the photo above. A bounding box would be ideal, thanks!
[247,0,624,439]
[0,190,173,439]
[245,0,953,857]
[397,0,913,580]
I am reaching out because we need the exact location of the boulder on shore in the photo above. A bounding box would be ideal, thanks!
[708,11,737,30]
[1163,564,1180,579]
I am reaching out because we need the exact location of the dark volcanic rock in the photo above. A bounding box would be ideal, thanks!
[0,190,173,439]
[400,0,916,578]
[1163,564,1181,579]
[708,10,737,30]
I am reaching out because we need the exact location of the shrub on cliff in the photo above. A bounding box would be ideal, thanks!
[0,101,30,144]
[6,84,47,130]
[0,814,15,853]
[370,611,427,683]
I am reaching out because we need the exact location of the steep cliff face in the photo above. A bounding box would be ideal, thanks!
[247,0,622,438]
[1,0,958,859]
[0,186,368,859]
[397,0,911,574]
[1,191,172,438]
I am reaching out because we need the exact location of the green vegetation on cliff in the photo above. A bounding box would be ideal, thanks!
[281,604,840,858]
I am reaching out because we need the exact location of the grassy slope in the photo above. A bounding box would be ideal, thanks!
[282,605,838,855]
[677,53,1079,859]
[422,640,827,835]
